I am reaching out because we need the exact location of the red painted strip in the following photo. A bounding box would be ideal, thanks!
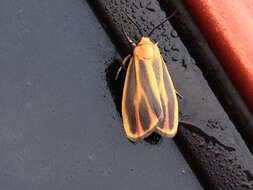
[183,0,253,112]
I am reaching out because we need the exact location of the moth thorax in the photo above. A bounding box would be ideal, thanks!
[136,43,154,60]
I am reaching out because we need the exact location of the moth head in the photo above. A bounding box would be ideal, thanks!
[135,37,154,60]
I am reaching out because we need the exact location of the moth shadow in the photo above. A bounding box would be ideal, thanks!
[105,57,124,114]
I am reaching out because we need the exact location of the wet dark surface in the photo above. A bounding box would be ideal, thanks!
[89,0,253,189]
[160,0,253,153]
[0,0,202,189]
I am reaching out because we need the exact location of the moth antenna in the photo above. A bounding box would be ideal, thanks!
[148,10,177,37]
[121,8,144,36]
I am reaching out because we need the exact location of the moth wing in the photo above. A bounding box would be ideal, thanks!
[155,57,179,137]
[122,56,163,141]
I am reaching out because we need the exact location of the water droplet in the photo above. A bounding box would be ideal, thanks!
[101,168,112,176]
[214,150,221,158]
[140,1,144,8]
[88,154,94,161]
[171,29,178,38]
[164,45,170,52]
[25,102,32,109]
[18,8,24,14]
[172,44,179,51]
[26,81,31,86]
[243,170,253,181]
[132,2,139,9]
[146,2,155,12]
[172,53,180,61]
[182,59,187,68]
[199,140,205,147]
[191,58,196,65]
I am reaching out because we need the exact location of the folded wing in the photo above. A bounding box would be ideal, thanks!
[155,57,178,137]
[122,56,163,141]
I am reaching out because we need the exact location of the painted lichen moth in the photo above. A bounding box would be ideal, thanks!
[117,10,179,141]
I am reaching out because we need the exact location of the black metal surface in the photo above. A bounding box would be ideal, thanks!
[159,0,253,153]
[0,0,202,189]
[89,0,253,189]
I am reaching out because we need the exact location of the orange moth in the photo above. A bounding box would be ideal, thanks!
[116,10,179,141]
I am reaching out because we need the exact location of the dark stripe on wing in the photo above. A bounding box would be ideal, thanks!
[162,61,175,130]
[125,61,137,134]
[138,59,162,118]
[158,94,166,129]
[152,58,161,85]
[139,97,150,131]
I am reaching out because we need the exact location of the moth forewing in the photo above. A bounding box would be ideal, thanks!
[155,54,179,137]
[122,45,163,141]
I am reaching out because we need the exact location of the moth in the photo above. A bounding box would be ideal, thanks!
[116,10,179,141]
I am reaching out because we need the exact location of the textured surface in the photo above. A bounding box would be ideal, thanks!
[89,0,253,189]
[0,0,202,189]
[160,0,253,152]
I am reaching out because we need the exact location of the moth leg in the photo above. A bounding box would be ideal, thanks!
[122,25,136,47]
[115,54,131,80]
[176,90,183,99]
